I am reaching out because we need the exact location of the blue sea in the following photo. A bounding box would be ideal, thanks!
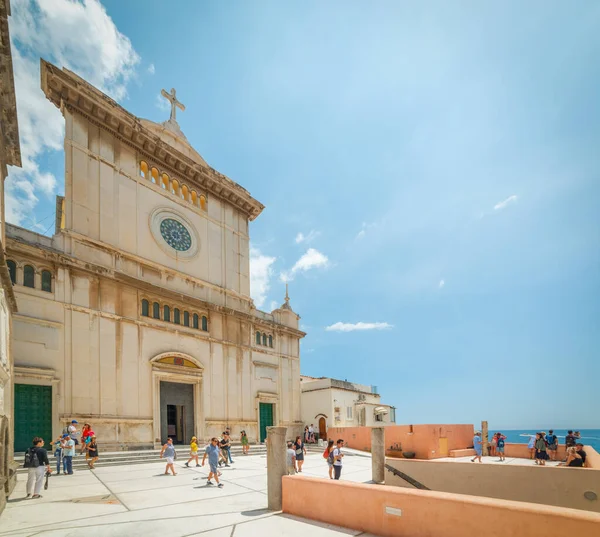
[489,429,600,452]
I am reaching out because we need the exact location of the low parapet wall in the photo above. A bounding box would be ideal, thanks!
[282,476,600,537]
[385,454,600,513]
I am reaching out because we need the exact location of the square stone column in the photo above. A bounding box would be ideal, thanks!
[267,426,288,510]
[371,426,385,484]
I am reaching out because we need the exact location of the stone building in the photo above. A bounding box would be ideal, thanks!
[7,60,304,451]
[300,375,396,440]
[0,0,20,515]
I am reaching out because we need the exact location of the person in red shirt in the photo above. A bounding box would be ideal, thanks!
[80,424,94,455]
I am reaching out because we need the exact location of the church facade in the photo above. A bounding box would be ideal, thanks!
[7,60,304,450]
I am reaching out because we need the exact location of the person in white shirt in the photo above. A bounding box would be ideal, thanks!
[333,439,344,480]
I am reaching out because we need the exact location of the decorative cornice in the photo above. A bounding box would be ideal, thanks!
[0,0,21,168]
[40,59,264,221]
[5,232,306,340]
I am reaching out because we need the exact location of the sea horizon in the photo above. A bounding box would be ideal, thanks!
[486,428,600,452]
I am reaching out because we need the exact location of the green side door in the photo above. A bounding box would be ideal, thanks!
[259,402,274,442]
[14,384,52,452]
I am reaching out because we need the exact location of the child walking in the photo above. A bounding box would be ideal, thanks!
[185,436,200,467]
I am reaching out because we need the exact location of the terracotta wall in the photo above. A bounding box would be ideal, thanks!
[504,442,567,460]
[282,476,600,537]
[385,456,600,513]
[328,424,474,459]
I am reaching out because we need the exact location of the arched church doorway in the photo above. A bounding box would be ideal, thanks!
[319,417,327,440]
[150,353,204,447]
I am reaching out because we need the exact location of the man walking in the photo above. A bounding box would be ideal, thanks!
[62,434,75,475]
[25,437,51,499]
[202,437,224,488]
[332,439,344,480]
[471,431,483,463]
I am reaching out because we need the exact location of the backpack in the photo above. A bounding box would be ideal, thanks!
[547,434,556,446]
[497,437,505,448]
[327,448,336,465]
[323,447,330,459]
[23,447,40,469]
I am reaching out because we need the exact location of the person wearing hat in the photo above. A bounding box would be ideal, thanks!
[471,431,483,463]
[62,434,75,475]
[63,420,80,450]
[185,436,200,467]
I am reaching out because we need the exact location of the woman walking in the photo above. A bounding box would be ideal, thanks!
[534,432,547,466]
[240,430,249,455]
[294,435,307,472]
[324,440,335,479]
[185,436,200,467]
[86,436,99,469]
[160,437,177,475]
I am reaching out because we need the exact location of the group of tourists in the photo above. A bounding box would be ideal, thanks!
[471,429,588,467]
[23,420,98,499]
[53,420,98,473]
[161,428,243,485]
[303,424,317,444]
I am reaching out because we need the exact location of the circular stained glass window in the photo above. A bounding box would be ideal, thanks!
[159,218,192,252]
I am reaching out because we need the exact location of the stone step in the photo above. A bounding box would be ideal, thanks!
[14,444,264,459]
[15,447,266,473]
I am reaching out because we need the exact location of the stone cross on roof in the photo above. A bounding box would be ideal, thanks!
[161,88,185,122]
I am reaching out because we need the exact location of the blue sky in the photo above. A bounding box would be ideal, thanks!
[8,1,600,429]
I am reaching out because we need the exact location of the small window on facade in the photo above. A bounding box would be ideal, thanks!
[256,331,261,344]
[184,311,190,326]
[41,270,52,292]
[23,265,35,288]
[7,260,16,285]
[347,407,353,419]
[151,167,159,184]
[140,161,149,179]
[193,313,199,329]
[200,195,207,211]
[268,335,273,348]
[161,173,169,190]
[163,305,171,322]
[201,315,208,331]
[153,302,160,319]
[174,308,180,324]
[141,299,149,317]
[181,184,189,201]
[262,333,267,346]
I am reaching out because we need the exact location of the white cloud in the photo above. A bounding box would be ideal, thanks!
[280,248,329,282]
[269,300,278,312]
[494,195,518,211]
[439,279,445,288]
[295,230,320,244]
[325,322,393,332]
[147,63,155,75]
[6,0,140,227]
[250,246,276,308]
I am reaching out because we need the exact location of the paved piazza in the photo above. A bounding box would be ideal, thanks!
[2,452,377,536]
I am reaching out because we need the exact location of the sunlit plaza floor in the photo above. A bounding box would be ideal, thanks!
[2,451,377,537]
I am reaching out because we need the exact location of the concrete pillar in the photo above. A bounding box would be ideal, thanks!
[482,420,489,457]
[266,426,287,511]
[371,426,385,484]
